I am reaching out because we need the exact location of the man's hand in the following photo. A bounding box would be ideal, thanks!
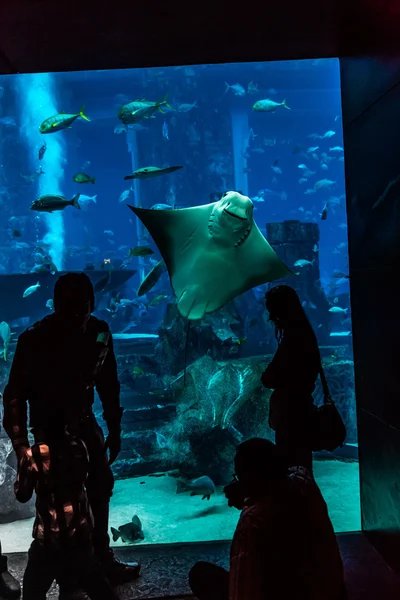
[104,431,121,465]
[223,479,246,510]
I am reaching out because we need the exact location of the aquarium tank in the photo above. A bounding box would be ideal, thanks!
[0,58,359,552]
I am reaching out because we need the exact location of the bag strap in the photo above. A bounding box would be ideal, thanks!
[319,355,333,404]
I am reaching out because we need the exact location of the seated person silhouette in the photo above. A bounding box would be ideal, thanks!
[189,438,347,600]
[15,429,118,600]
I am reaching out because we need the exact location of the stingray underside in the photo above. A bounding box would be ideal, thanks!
[127,204,292,319]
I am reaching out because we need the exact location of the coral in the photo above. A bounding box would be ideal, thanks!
[166,354,264,430]
[156,354,268,484]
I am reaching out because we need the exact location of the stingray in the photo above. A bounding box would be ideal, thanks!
[127,191,293,320]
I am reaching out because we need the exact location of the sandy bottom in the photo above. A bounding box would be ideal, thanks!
[0,460,360,553]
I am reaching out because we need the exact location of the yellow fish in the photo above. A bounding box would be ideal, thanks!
[40,105,90,133]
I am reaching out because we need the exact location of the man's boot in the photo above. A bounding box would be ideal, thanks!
[91,502,140,585]
[0,550,21,600]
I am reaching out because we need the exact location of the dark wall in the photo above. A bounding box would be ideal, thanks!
[1,1,400,75]
[340,57,400,571]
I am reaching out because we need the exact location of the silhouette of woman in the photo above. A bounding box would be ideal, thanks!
[261,285,320,473]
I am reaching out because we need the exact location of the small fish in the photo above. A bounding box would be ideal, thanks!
[224,82,246,96]
[304,189,316,195]
[31,262,57,276]
[294,259,314,268]
[312,244,318,253]
[252,98,290,112]
[247,81,259,95]
[299,178,307,184]
[177,101,198,112]
[104,230,114,236]
[314,179,336,191]
[162,120,169,140]
[132,365,144,377]
[38,143,47,160]
[40,105,90,133]
[329,306,348,314]
[149,293,168,306]
[118,95,172,125]
[119,187,133,203]
[111,515,144,543]
[298,164,308,170]
[23,282,41,298]
[176,475,216,500]
[150,203,173,210]
[307,146,319,152]
[321,163,329,171]
[73,172,96,184]
[0,321,11,360]
[21,166,45,183]
[236,337,247,345]
[320,203,328,220]
[30,194,81,213]
[46,298,54,311]
[130,246,154,257]
[124,165,182,180]
[137,259,166,296]
[78,194,97,209]
[322,130,336,138]
[329,146,344,152]
[271,165,282,174]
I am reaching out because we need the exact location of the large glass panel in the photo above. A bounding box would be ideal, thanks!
[0,59,359,552]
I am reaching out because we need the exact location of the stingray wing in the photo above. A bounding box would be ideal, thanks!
[235,223,293,288]
[127,203,213,288]
[127,204,292,320]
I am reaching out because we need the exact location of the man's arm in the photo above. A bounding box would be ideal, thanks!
[95,326,123,434]
[261,340,289,389]
[14,449,35,503]
[2,332,31,459]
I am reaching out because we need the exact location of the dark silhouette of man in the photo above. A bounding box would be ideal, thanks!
[2,272,140,587]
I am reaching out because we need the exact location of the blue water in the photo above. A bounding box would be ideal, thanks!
[0,59,359,548]
[0,59,347,284]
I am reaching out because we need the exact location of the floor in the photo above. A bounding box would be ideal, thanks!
[3,533,400,599]
[0,458,360,552]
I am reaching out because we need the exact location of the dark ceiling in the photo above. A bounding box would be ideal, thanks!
[0,0,399,75]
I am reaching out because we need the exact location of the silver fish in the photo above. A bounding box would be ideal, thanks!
[176,475,216,500]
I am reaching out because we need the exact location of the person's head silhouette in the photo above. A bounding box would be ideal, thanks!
[53,272,94,330]
[234,438,286,497]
